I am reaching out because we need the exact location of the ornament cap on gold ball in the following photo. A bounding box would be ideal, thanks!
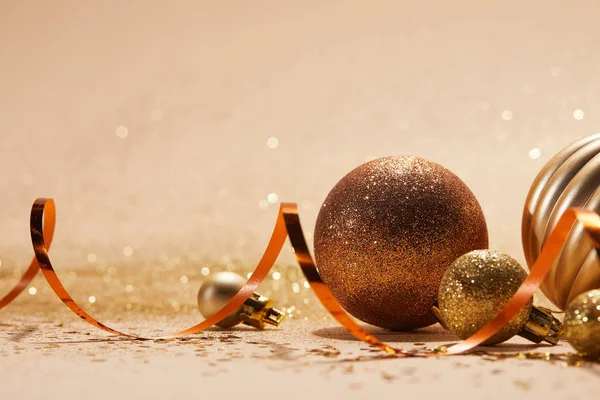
[434,249,562,346]
[518,306,562,345]
[197,272,286,329]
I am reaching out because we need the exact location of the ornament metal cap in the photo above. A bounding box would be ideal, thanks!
[238,293,286,329]
[197,271,286,329]
[518,306,562,345]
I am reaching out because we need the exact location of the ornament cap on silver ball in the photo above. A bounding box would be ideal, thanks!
[433,249,562,346]
[197,271,286,329]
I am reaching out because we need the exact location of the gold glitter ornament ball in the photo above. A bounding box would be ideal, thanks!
[564,289,600,358]
[314,156,488,330]
[437,250,532,345]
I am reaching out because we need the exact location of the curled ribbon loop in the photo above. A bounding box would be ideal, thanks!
[26,198,600,355]
[30,198,288,339]
[0,205,55,310]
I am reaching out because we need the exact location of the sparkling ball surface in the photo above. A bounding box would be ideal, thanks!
[438,250,532,345]
[564,289,600,358]
[314,156,488,330]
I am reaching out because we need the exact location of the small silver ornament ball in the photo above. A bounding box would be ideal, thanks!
[197,271,246,328]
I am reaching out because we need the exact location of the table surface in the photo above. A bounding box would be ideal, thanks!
[2,301,598,400]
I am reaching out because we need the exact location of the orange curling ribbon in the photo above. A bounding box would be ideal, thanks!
[0,205,55,310]
[443,208,600,355]
[26,198,600,354]
[29,198,400,352]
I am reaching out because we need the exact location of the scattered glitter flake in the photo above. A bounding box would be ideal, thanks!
[28,287,37,295]
[381,372,396,382]
[88,296,97,304]
[125,285,134,293]
[528,148,542,160]
[573,109,585,120]
[474,350,592,367]
[115,126,129,139]
[123,246,134,257]
[266,137,279,149]
[514,380,531,391]
[258,199,269,210]
[246,272,252,278]
[201,267,210,276]
[180,275,189,284]
[272,271,281,280]
[307,345,341,358]
[267,193,279,204]
[87,253,97,263]
[501,110,513,121]
[108,266,117,275]
[303,281,310,289]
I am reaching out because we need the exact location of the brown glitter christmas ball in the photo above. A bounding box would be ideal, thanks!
[314,156,488,330]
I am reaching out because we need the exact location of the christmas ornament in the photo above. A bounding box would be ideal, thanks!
[434,250,562,345]
[197,271,286,329]
[314,156,488,330]
[522,133,600,310]
[564,289,600,358]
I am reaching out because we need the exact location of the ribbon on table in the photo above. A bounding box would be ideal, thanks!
[3,198,600,355]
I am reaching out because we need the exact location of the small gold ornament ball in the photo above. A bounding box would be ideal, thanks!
[438,250,532,345]
[564,289,600,358]
[314,156,488,330]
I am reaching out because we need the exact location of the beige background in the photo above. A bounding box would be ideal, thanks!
[1,2,600,399]
[2,0,600,268]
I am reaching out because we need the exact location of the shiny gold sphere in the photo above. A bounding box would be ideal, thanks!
[438,250,532,345]
[564,289,600,358]
[314,156,488,330]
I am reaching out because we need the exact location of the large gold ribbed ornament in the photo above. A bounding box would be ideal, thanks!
[522,133,600,310]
